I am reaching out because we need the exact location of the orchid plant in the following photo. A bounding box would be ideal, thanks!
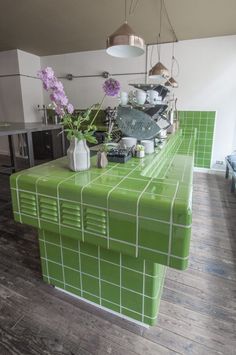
[38,67,120,144]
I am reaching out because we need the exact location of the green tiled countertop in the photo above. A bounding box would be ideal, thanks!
[10,130,195,271]
[10,130,195,326]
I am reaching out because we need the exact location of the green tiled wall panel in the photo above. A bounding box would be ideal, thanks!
[39,229,166,326]
[179,111,215,168]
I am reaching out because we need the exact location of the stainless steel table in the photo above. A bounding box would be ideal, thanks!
[0,122,65,172]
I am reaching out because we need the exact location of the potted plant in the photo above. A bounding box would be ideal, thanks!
[135,144,145,158]
[38,67,120,171]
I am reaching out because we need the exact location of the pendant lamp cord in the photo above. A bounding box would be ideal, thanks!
[157,0,163,62]
[125,0,127,22]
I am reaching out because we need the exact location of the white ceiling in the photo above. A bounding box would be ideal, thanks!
[0,0,236,55]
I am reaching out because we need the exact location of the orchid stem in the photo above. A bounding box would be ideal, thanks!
[88,94,106,129]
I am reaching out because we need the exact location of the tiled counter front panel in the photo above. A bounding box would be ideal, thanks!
[39,229,166,325]
[11,131,195,270]
[179,111,215,168]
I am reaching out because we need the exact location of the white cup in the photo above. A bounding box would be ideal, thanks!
[141,140,155,154]
[147,90,161,104]
[120,91,129,105]
[121,137,137,148]
[135,90,146,105]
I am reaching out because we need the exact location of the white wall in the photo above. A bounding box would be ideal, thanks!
[41,35,236,169]
[18,50,43,123]
[148,35,236,169]
[0,49,43,154]
[0,50,24,154]
[41,49,146,108]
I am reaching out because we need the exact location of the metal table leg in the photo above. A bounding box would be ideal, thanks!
[225,165,229,179]
[26,132,35,167]
[8,135,17,172]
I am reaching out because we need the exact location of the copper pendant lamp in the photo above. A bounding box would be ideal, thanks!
[149,61,170,79]
[165,76,178,88]
[106,0,145,58]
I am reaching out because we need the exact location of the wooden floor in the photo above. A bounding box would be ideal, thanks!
[0,171,236,355]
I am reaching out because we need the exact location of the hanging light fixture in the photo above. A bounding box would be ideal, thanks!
[165,35,179,87]
[149,0,170,79]
[106,0,145,58]
[165,43,178,87]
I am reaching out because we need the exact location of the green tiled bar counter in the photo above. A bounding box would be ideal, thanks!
[10,130,195,326]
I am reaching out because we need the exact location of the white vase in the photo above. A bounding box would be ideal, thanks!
[67,138,90,171]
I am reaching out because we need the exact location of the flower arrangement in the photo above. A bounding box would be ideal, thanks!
[37,67,120,144]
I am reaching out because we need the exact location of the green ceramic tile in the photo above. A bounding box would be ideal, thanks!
[45,243,62,263]
[81,254,99,277]
[100,247,120,264]
[145,181,177,197]
[139,218,170,253]
[118,178,149,192]
[37,176,65,197]
[109,239,136,256]
[82,274,99,296]
[63,248,79,269]
[64,267,80,287]
[169,256,188,270]
[101,261,120,285]
[101,299,120,313]
[145,274,160,298]
[44,231,60,245]
[65,284,81,297]
[122,289,142,314]
[94,175,123,187]
[108,188,141,214]
[39,240,46,258]
[122,256,144,273]
[47,260,63,281]
[83,231,107,249]
[83,291,100,304]
[122,268,143,293]
[109,211,136,245]
[61,234,79,250]
[82,183,112,208]
[173,199,192,225]
[139,194,172,222]
[101,281,120,304]
[172,226,191,258]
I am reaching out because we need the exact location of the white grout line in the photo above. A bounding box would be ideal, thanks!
[78,241,83,297]
[54,286,150,327]
[167,181,180,266]
[119,253,122,313]
[56,173,79,289]
[41,257,161,300]
[141,260,146,323]
[98,246,102,306]
[39,238,159,278]
[106,160,144,249]
[42,230,50,283]
[80,163,120,242]
[135,177,155,257]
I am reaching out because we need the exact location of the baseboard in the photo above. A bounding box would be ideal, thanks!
[194,167,224,174]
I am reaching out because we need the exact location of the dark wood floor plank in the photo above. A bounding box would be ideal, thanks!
[0,166,236,354]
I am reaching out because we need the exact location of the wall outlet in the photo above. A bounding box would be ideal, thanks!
[216,160,224,165]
